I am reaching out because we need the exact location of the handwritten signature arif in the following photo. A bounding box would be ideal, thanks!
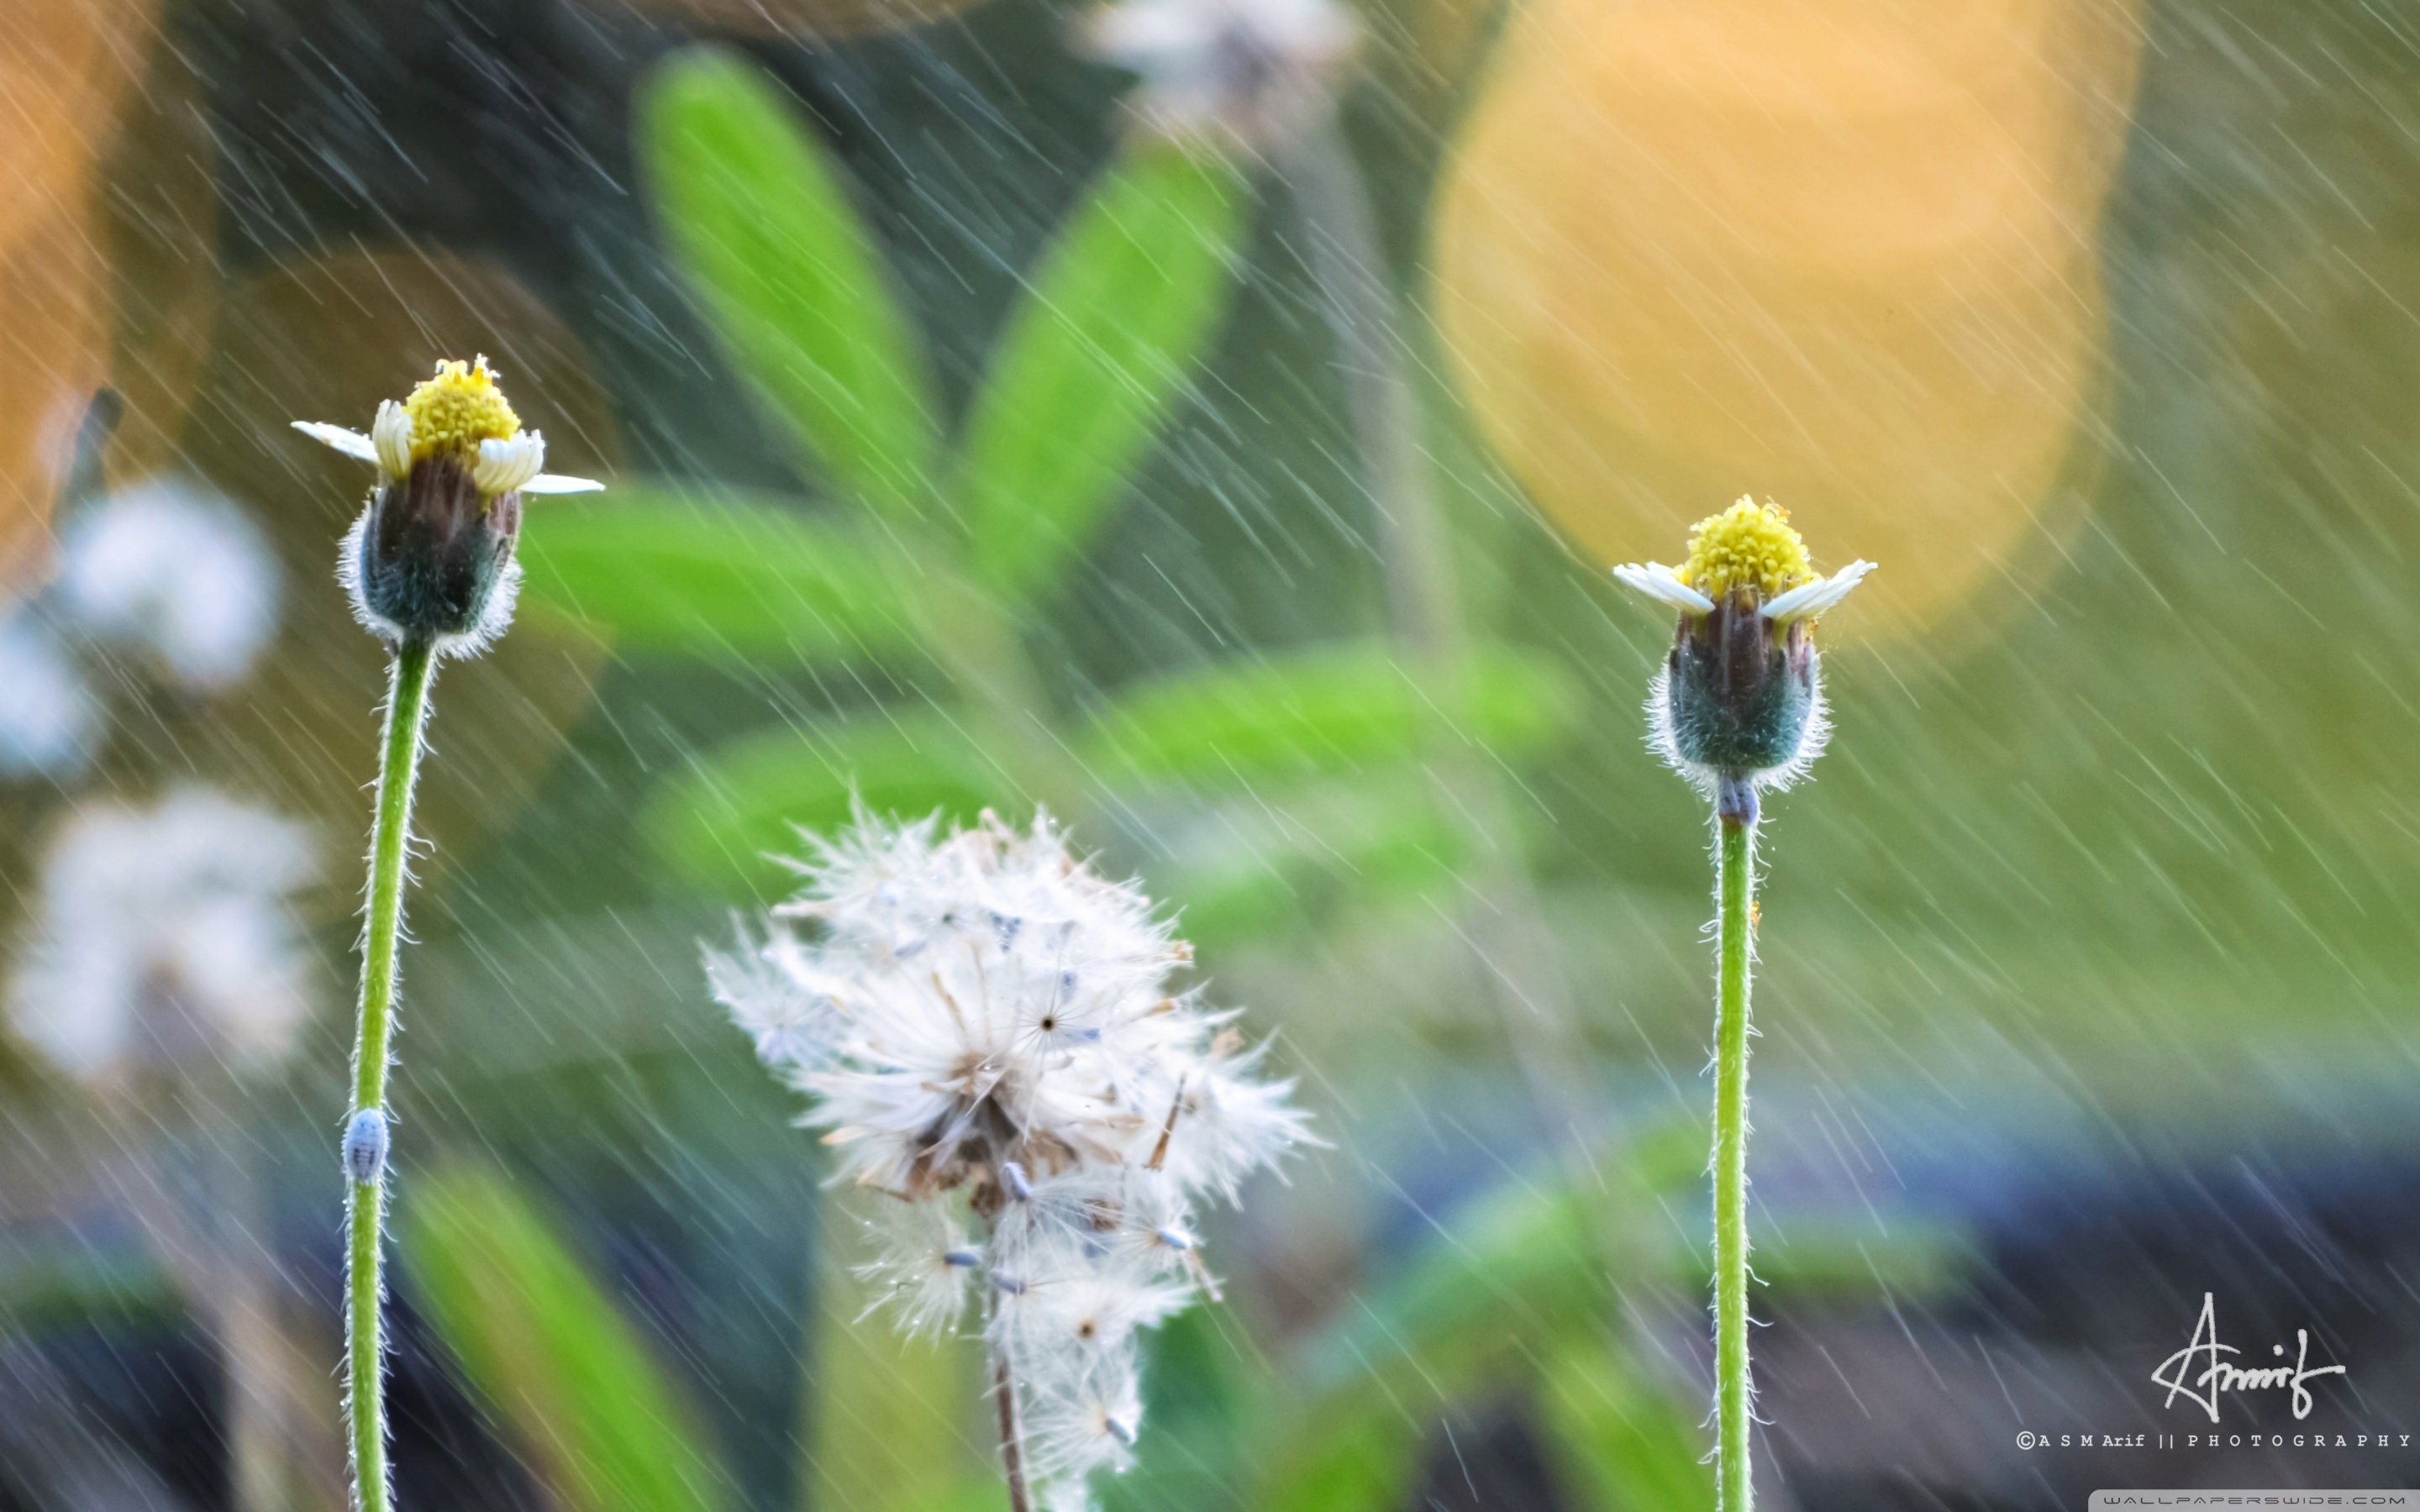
[2152,1293,2346,1423]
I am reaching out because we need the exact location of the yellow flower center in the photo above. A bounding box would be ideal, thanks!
[402,357,520,459]
[1681,497,1814,601]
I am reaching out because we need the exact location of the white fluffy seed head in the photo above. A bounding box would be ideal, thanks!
[1080,0,1359,150]
[56,479,281,693]
[0,610,98,779]
[1019,1345,1147,1489]
[710,809,1311,1509]
[6,788,320,1087]
[851,1203,981,1338]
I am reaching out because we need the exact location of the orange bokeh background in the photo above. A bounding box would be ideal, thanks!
[1434,0,2145,637]
[0,0,147,591]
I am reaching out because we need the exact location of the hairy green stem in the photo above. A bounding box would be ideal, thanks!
[346,636,434,1512]
[1713,813,1755,1512]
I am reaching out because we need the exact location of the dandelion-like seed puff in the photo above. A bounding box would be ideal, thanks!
[712,811,1311,1512]
[1610,496,1871,1512]
[7,788,318,1088]
[1079,0,1358,152]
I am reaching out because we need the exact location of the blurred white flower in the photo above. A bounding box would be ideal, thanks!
[712,810,1311,1509]
[8,789,321,1086]
[57,478,281,693]
[1081,0,1359,151]
[0,610,98,779]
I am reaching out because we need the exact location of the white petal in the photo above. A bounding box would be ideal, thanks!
[1761,559,1876,623]
[291,421,377,463]
[1612,561,1716,614]
[371,401,413,480]
[519,471,607,495]
[473,431,544,496]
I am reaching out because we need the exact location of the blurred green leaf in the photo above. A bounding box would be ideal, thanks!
[643,709,998,898]
[956,145,1246,599]
[407,1164,729,1512]
[1303,1120,1960,1402]
[1539,1338,1714,1512]
[1677,1215,1970,1302]
[1099,1308,1251,1511]
[1253,1405,1414,1512]
[1161,769,1470,949]
[641,50,939,522]
[521,487,920,664]
[1251,1122,1966,1509]
[0,1245,181,1332]
[1251,1123,1702,1509]
[1079,641,1580,792]
[1300,1119,1705,1399]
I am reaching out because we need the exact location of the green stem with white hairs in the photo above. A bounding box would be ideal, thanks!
[1713,808,1755,1512]
[345,634,435,1512]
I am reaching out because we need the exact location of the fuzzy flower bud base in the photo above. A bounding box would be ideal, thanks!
[712,811,1309,1509]
[348,454,522,645]
[295,355,602,656]
[1663,600,1817,779]
[1615,497,1875,799]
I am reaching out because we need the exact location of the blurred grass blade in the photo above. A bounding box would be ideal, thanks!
[641,50,939,522]
[807,1241,993,1512]
[955,144,1245,600]
[520,486,918,664]
[1539,1338,1715,1512]
[406,1165,729,1512]
[1678,1215,1969,1300]
[1097,1309,1248,1511]
[1252,1405,1412,1512]
[1251,1123,1706,1511]
[642,709,997,898]
[1077,640,1579,791]
[1298,1119,1707,1399]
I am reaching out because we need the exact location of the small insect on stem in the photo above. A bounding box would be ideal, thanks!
[342,1109,390,1187]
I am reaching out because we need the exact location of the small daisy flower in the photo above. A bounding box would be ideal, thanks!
[1080,0,1359,152]
[6,788,320,1088]
[1612,497,1875,819]
[292,356,602,656]
[710,809,1311,1511]
[57,478,281,693]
